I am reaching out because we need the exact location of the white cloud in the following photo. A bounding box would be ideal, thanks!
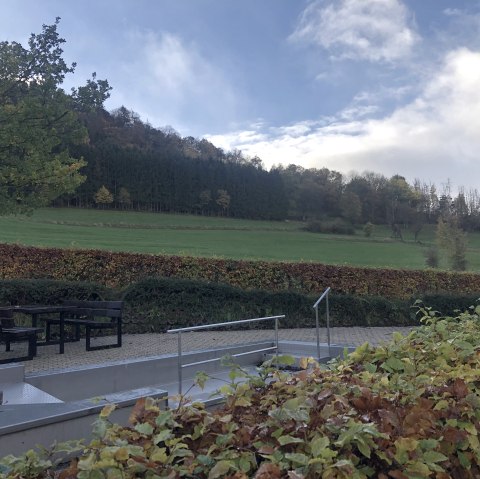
[443,8,462,17]
[290,0,419,63]
[109,30,237,133]
[206,48,480,191]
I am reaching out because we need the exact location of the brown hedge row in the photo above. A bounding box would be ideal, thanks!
[1,243,480,299]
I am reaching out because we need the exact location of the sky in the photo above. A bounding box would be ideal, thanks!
[2,0,480,192]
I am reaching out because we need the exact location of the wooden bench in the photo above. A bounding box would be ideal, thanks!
[45,300,123,351]
[0,307,42,363]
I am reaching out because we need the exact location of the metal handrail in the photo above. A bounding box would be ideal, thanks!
[167,315,285,394]
[313,287,331,358]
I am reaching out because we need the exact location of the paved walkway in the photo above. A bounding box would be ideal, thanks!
[0,326,416,374]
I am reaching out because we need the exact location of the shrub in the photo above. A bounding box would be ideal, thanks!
[424,246,439,268]
[303,218,355,235]
[0,279,109,306]
[1,277,477,333]
[4,306,480,477]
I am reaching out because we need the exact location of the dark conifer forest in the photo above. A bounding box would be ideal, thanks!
[56,106,480,232]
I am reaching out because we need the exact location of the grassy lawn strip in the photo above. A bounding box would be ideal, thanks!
[3,208,480,270]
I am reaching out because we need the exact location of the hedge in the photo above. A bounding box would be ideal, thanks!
[0,277,478,333]
[1,243,480,300]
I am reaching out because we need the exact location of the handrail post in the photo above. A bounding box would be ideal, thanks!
[275,316,279,364]
[312,287,331,361]
[326,293,331,357]
[177,331,182,395]
[315,305,320,360]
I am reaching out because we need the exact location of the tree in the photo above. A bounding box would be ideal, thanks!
[117,187,131,209]
[0,18,111,214]
[216,189,230,215]
[94,185,113,208]
[363,222,374,238]
[198,189,211,214]
[340,191,362,224]
[436,216,468,271]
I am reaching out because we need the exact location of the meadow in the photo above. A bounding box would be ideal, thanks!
[1,208,480,271]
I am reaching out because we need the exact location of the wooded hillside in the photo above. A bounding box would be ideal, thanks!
[54,106,480,231]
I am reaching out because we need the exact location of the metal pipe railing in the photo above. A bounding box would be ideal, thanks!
[313,287,331,359]
[168,315,285,394]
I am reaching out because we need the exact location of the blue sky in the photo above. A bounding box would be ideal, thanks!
[3,0,480,192]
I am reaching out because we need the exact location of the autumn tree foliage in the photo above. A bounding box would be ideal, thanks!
[0,18,110,215]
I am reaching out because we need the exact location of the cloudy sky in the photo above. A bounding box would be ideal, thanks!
[2,0,480,191]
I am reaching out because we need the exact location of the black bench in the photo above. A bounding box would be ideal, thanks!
[45,300,123,351]
[0,307,42,363]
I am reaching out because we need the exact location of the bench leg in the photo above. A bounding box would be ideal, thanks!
[75,323,81,341]
[117,318,122,348]
[5,340,11,352]
[86,320,122,351]
[27,334,36,359]
[46,321,52,341]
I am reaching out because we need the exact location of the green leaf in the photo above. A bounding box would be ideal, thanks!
[155,411,173,427]
[150,447,168,463]
[364,362,377,373]
[433,400,449,410]
[276,355,296,366]
[134,423,154,436]
[285,453,309,466]
[383,357,405,372]
[458,451,471,469]
[208,460,234,479]
[419,439,438,451]
[239,456,251,472]
[311,436,330,457]
[153,429,172,444]
[195,371,210,390]
[91,419,108,440]
[277,435,304,446]
[422,450,448,464]
[356,438,371,458]
[197,455,215,466]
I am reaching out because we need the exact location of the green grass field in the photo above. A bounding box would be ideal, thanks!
[0,208,479,271]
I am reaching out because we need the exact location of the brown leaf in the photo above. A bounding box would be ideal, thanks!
[257,445,276,455]
[453,378,469,399]
[443,426,467,443]
[254,463,281,479]
[388,470,409,479]
[58,458,78,479]
[129,397,147,425]
[317,388,333,402]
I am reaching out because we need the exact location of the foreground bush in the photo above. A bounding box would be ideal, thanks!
[3,306,480,478]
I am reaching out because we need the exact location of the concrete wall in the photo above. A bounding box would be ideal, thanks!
[0,387,167,457]
[25,342,272,400]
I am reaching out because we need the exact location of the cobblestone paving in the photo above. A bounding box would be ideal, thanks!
[0,327,414,374]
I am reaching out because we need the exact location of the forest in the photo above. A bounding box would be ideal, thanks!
[54,106,480,233]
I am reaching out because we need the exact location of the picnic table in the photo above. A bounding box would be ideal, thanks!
[1,301,124,363]
[12,305,78,354]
